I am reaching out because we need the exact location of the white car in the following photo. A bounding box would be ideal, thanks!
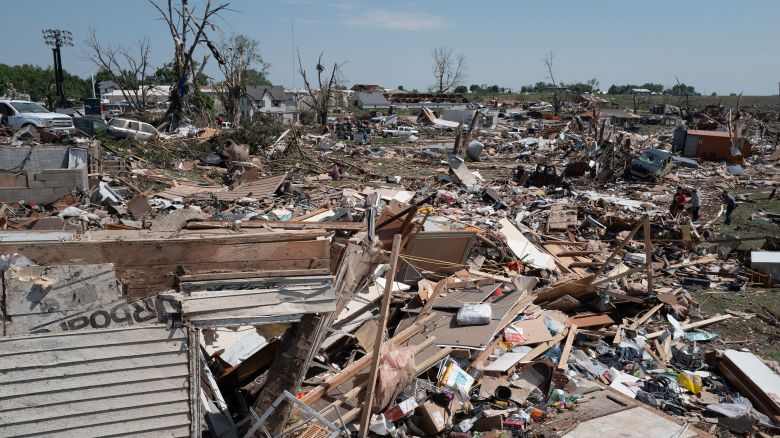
[107,118,160,141]
[0,100,75,135]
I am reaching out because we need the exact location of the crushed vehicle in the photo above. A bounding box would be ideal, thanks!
[627,148,674,181]
[0,100,75,135]
[107,117,160,141]
[72,116,108,136]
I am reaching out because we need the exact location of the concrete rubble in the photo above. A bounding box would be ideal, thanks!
[1,94,779,438]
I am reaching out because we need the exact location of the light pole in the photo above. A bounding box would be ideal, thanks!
[41,29,74,106]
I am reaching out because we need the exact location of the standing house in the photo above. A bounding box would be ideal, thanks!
[240,85,299,124]
[387,93,469,109]
[97,80,120,98]
[578,109,640,128]
[355,92,390,110]
[681,129,750,163]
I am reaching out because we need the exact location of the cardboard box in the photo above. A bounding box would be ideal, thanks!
[416,400,452,435]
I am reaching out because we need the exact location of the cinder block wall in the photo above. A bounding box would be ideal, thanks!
[0,146,88,204]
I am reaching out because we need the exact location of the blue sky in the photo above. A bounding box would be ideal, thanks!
[4,0,779,94]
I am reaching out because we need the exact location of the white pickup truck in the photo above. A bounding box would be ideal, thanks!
[381,126,419,137]
[0,100,75,135]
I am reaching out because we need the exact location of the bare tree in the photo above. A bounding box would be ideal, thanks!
[587,77,600,93]
[147,0,231,129]
[431,47,466,94]
[298,51,345,130]
[213,34,268,126]
[542,51,557,86]
[84,29,153,111]
[542,51,564,115]
[674,75,691,120]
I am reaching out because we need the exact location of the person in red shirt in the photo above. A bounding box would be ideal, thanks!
[670,187,687,218]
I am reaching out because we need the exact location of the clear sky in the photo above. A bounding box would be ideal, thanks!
[3,0,779,95]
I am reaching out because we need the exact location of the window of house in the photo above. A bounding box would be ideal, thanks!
[273,100,280,107]
[256,100,264,108]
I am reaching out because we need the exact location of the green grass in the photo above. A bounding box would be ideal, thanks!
[716,188,780,249]
[688,186,780,363]
[691,288,780,362]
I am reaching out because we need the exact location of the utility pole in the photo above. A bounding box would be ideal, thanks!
[42,29,74,106]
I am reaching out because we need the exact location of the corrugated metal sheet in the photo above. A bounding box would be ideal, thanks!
[180,275,335,327]
[0,325,193,437]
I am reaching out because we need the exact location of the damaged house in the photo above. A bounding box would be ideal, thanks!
[240,85,299,124]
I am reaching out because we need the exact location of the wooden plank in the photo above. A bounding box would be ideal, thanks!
[646,314,734,339]
[643,217,654,294]
[186,220,365,231]
[603,290,645,303]
[299,314,432,405]
[587,218,645,291]
[590,267,644,288]
[0,234,329,299]
[178,268,330,282]
[556,250,605,257]
[558,324,578,370]
[629,303,663,331]
[521,328,568,363]
[359,235,402,438]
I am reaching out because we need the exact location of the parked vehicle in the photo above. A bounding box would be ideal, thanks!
[627,148,674,181]
[107,118,160,140]
[72,117,109,136]
[382,126,419,138]
[0,100,75,135]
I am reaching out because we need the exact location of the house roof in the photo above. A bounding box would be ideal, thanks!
[246,85,290,101]
[97,80,119,89]
[357,92,390,106]
[0,325,194,436]
[387,93,469,104]
[686,129,732,138]
[579,109,640,119]
[351,84,383,92]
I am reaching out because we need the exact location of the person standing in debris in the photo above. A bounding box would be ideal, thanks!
[690,188,701,221]
[722,190,737,225]
[670,187,686,218]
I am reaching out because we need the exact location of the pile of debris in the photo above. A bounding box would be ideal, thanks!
[0,96,779,438]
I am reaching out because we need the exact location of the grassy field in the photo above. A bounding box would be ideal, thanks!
[689,187,780,363]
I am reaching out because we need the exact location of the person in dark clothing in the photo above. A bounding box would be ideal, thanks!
[722,190,737,225]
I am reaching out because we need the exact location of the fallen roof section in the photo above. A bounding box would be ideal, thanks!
[0,324,196,437]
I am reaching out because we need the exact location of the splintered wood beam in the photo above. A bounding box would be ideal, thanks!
[558,324,578,370]
[629,303,664,331]
[587,217,646,291]
[643,217,654,294]
[358,235,402,438]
